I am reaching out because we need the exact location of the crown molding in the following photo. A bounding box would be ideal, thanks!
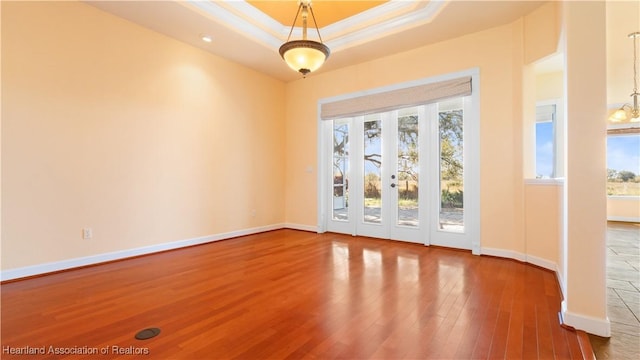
[181,0,282,48]
[327,1,447,51]
[182,0,448,53]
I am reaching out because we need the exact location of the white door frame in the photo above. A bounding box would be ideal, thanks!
[317,69,481,254]
[350,109,426,243]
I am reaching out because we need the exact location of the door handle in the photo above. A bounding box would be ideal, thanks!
[390,183,396,188]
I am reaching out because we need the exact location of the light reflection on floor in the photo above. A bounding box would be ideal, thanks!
[327,239,470,341]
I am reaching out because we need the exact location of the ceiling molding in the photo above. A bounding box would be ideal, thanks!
[321,1,425,38]
[326,1,448,51]
[181,0,283,48]
[87,0,548,82]
[182,0,449,53]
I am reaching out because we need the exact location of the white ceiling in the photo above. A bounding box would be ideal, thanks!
[87,1,546,82]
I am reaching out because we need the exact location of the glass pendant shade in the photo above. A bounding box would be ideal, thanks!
[609,108,629,122]
[279,1,330,77]
[279,40,330,76]
[631,106,640,122]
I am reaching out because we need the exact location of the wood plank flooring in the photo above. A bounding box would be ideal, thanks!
[1,229,587,359]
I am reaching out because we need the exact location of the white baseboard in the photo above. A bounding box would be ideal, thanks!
[481,248,557,272]
[556,265,566,297]
[525,254,557,272]
[482,248,567,300]
[1,223,285,282]
[480,247,526,262]
[481,247,610,337]
[562,300,611,337]
[607,216,640,223]
[284,223,318,232]
[483,247,564,293]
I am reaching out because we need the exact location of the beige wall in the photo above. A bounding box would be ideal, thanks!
[563,0,608,333]
[607,0,640,105]
[524,1,560,65]
[1,1,286,270]
[522,2,561,181]
[608,197,640,221]
[284,4,565,254]
[524,182,561,265]
[536,71,564,101]
[533,6,640,223]
[0,1,3,273]
[605,0,640,223]
[523,71,564,275]
[293,23,522,237]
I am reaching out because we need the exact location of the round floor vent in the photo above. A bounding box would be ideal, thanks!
[135,327,161,340]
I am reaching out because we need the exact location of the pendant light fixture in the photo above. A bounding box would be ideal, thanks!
[609,31,640,123]
[279,0,330,77]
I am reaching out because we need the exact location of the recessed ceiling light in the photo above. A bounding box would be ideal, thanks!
[201,34,213,43]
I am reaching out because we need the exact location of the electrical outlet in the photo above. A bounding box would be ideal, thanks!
[82,228,93,240]
[251,209,256,217]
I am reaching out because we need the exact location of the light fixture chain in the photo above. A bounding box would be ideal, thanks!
[309,6,324,43]
[634,32,638,94]
[633,31,640,120]
[609,32,640,122]
[285,3,304,43]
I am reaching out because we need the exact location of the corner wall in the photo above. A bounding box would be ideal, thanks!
[562,0,609,336]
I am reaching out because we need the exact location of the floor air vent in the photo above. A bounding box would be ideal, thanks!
[135,327,161,340]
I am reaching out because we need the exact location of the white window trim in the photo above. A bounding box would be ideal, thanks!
[534,99,564,180]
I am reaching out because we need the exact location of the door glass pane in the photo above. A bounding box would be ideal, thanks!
[333,120,349,220]
[397,108,419,227]
[438,98,464,232]
[364,117,382,224]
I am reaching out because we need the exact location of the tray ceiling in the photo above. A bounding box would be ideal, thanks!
[87,1,546,82]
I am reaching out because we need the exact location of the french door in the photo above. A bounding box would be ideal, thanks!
[354,108,426,243]
[323,97,477,250]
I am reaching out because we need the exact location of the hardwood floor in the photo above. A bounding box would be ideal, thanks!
[2,229,588,359]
